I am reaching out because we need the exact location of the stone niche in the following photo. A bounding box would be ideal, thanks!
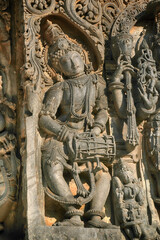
[0,0,160,240]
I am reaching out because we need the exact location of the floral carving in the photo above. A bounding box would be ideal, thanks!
[30,0,52,10]
[111,0,149,37]
[25,0,55,14]
[76,0,102,24]
[101,0,124,38]
[54,0,65,13]
[65,0,104,68]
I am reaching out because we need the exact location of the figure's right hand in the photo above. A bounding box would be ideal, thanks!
[113,61,135,82]
[65,132,76,160]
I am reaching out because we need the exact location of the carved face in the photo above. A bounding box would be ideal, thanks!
[59,51,85,77]
[119,37,133,56]
[118,167,134,184]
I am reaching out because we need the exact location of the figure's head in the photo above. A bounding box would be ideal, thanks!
[58,51,85,77]
[114,162,134,184]
[48,37,86,77]
[111,33,133,61]
[118,33,133,57]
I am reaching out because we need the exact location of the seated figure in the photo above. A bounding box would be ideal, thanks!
[39,24,116,228]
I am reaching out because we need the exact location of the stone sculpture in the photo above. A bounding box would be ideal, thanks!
[109,22,160,240]
[39,21,116,228]
[113,160,160,240]
[110,32,139,151]
[1,0,160,239]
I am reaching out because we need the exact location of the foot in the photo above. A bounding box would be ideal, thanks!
[53,218,84,227]
[86,219,119,229]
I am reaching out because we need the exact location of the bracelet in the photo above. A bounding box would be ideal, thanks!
[93,122,105,132]
[57,125,69,142]
[109,82,124,91]
[39,110,56,119]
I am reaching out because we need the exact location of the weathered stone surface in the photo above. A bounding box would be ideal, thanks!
[0,1,160,240]
[30,226,122,240]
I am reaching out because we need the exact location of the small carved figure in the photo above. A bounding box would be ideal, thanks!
[113,161,160,240]
[110,33,139,151]
[39,22,116,228]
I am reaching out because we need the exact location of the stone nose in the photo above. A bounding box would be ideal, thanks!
[71,59,79,69]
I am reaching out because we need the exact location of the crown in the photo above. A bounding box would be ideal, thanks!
[43,20,86,72]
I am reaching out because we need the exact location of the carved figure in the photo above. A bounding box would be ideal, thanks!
[20,0,160,239]
[113,161,160,240]
[110,33,139,151]
[142,0,160,204]
[110,24,160,239]
[39,22,116,228]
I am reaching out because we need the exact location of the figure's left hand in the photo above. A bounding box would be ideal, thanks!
[91,127,101,136]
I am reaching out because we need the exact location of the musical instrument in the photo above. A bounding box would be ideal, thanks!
[73,132,116,163]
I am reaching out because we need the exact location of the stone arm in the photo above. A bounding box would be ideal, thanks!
[39,82,75,157]
[136,188,145,206]
[112,176,124,205]
[108,62,135,119]
[39,83,63,137]
[92,78,108,134]
[39,115,61,136]
[109,84,127,119]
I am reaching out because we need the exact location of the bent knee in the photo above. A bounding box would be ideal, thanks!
[43,161,64,175]
[95,171,111,182]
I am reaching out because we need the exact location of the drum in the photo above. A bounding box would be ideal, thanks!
[73,132,116,163]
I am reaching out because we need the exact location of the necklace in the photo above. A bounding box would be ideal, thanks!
[67,76,91,120]
[67,74,88,88]
[67,72,85,79]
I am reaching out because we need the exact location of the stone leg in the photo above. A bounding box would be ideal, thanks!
[90,170,111,211]
[44,162,83,226]
[85,170,117,228]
